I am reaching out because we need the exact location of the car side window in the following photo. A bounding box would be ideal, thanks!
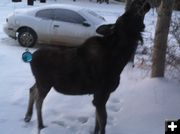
[54,9,86,24]
[36,9,54,20]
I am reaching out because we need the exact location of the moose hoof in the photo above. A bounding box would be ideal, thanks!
[24,116,32,122]
[38,125,47,133]
[39,125,47,130]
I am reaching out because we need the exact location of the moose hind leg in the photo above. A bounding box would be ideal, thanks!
[24,84,37,122]
[35,85,51,131]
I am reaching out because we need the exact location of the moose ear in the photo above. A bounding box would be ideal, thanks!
[139,2,151,15]
[96,24,114,36]
[144,2,151,13]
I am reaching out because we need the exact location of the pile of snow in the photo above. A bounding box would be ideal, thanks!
[0,0,180,134]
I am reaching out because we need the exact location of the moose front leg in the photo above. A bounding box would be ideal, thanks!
[94,116,100,134]
[95,105,107,134]
[93,92,110,134]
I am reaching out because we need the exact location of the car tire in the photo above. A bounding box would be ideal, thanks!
[18,28,37,47]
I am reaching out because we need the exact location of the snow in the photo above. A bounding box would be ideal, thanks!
[0,0,180,134]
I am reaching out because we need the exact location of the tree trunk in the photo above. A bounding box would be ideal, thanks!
[151,0,174,77]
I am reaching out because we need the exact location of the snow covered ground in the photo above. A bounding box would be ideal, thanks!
[0,0,180,134]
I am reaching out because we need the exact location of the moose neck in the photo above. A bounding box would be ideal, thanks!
[106,14,144,75]
[108,39,139,75]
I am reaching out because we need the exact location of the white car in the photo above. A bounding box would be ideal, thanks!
[3,4,107,47]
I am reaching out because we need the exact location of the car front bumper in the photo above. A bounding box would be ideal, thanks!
[3,23,17,39]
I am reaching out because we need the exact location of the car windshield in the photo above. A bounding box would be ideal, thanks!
[86,10,105,21]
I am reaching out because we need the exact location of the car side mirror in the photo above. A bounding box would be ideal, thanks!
[82,21,91,27]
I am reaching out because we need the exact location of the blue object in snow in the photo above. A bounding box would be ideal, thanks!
[22,49,32,62]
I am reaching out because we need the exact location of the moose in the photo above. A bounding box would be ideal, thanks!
[24,0,150,134]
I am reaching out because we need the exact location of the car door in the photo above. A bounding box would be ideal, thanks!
[35,9,54,44]
[51,9,93,45]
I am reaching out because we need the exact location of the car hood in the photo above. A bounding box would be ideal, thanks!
[13,7,37,16]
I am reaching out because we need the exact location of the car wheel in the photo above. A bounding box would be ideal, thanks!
[18,28,37,47]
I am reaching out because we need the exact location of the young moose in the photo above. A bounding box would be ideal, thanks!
[24,0,150,134]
